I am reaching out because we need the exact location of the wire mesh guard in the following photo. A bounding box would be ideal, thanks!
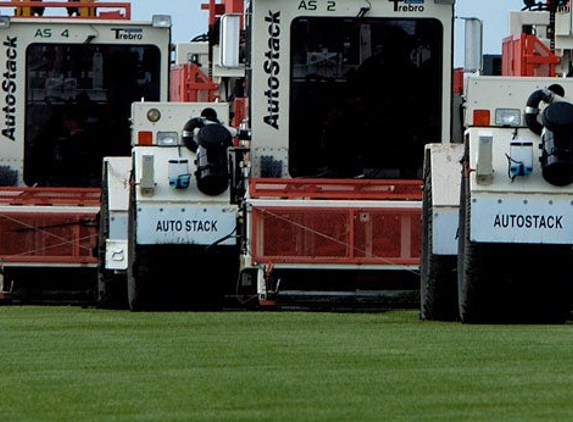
[0,213,97,263]
[0,188,99,264]
[247,177,422,267]
[250,206,421,266]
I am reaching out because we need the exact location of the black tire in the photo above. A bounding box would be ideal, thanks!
[97,163,129,309]
[127,243,153,312]
[458,165,571,324]
[127,172,151,311]
[128,244,234,311]
[457,168,490,323]
[127,174,162,312]
[420,167,458,321]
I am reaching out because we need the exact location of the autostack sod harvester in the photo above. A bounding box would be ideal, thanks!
[0,1,171,303]
[99,0,456,311]
[422,0,573,323]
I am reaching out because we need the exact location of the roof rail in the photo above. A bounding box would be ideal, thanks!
[0,1,131,19]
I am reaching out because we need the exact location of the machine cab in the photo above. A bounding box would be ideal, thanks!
[0,3,171,188]
[245,0,454,180]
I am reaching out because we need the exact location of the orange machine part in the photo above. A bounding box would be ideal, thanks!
[201,0,244,27]
[248,178,423,201]
[170,63,219,103]
[247,178,422,267]
[453,67,464,94]
[249,205,421,266]
[0,188,99,265]
[501,33,560,77]
[4,1,131,19]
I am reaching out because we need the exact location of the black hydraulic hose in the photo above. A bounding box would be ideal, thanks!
[182,117,203,153]
[525,88,555,135]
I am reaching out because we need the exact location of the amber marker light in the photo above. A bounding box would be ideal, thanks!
[473,109,490,126]
[138,131,153,146]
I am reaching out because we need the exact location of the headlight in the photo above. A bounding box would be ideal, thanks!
[152,15,172,28]
[157,131,179,146]
[495,108,521,127]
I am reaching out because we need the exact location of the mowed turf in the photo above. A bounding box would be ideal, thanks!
[1,307,573,421]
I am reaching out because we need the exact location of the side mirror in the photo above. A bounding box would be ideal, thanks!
[219,13,241,68]
[463,17,483,73]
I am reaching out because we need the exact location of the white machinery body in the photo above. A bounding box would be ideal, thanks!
[424,143,464,255]
[429,75,573,254]
[103,156,130,271]
[466,76,573,245]
[102,101,236,274]
[128,101,235,248]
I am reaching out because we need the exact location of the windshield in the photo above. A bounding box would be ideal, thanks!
[290,17,443,179]
[24,43,161,187]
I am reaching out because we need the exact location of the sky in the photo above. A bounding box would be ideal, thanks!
[129,0,521,67]
[0,0,523,67]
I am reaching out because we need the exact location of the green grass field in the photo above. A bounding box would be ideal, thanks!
[1,306,573,421]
